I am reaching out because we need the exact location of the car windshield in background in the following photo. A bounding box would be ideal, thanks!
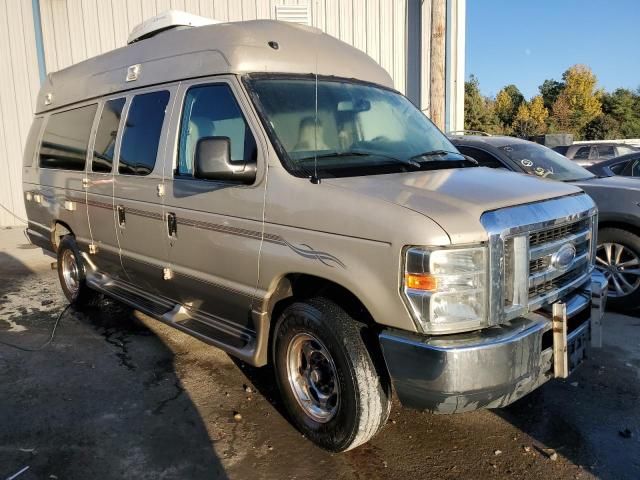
[247,77,465,177]
[500,143,595,182]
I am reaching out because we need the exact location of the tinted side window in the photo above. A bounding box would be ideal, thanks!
[92,98,126,173]
[119,91,170,176]
[597,145,615,158]
[39,104,97,170]
[609,162,627,175]
[573,146,591,160]
[23,117,43,167]
[457,146,506,169]
[177,84,257,176]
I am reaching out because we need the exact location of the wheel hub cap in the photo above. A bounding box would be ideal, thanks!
[61,249,80,295]
[286,332,339,423]
[596,242,640,298]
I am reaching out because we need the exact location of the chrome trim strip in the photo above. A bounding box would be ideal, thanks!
[528,270,593,312]
[529,252,589,287]
[529,229,591,261]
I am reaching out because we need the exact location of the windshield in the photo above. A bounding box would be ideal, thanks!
[499,143,595,182]
[247,76,464,177]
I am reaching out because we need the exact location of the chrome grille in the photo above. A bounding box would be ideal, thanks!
[529,219,590,247]
[527,218,594,303]
[481,194,597,326]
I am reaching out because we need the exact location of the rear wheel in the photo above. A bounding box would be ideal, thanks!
[272,298,391,452]
[57,236,101,307]
[596,228,640,311]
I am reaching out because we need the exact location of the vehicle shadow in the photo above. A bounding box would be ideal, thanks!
[494,343,640,480]
[0,270,228,479]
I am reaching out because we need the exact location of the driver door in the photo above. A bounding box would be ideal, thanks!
[161,76,266,331]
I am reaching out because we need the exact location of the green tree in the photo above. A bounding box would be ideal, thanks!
[539,79,564,110]
[601,88,640,138]
[584,114,621,140]
[464,75,499,133]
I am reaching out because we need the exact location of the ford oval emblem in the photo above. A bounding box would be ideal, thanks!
[551,243,576,271]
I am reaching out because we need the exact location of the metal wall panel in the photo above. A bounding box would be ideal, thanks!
[37,0,409,93]
[0,0,41,227]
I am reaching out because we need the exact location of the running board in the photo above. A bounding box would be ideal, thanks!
[86,272,259,365]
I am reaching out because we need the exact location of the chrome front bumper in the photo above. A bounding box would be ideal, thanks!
[379,272,608,414]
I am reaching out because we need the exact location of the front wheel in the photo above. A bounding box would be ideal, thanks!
[596,228,640,311]
[272,298,391,452]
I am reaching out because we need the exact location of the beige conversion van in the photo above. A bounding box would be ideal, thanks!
[23,12,607,452]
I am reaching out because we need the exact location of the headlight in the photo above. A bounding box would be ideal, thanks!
[402,245,488,333]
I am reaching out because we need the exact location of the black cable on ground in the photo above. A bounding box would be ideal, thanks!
[0,303,72,352]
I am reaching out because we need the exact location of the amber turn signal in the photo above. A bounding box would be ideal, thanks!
[405,273,437,291]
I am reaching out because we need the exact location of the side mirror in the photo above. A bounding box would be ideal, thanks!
[194,136,256,184]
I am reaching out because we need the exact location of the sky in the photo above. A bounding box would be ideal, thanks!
[465,0,640,99]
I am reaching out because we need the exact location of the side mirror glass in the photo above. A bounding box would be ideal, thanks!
[194,136,256,184]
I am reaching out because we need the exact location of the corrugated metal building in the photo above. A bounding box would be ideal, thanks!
[0,0,465,227]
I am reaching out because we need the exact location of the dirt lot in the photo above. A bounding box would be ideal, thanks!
[1,227,639,480]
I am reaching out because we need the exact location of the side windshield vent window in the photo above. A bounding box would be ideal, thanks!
[92,98,126,173]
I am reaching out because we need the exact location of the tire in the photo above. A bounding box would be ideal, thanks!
[57,235,101,307]
[272,298,391,452]
[596,228,640,311]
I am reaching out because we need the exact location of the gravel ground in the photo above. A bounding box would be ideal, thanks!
[1,227,639,480]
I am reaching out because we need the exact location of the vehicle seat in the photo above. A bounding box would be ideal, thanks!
[294,116,329,152]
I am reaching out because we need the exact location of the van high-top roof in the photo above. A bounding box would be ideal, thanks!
[36,19,394,114]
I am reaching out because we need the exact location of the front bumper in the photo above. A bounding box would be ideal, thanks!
[380,272,608,414]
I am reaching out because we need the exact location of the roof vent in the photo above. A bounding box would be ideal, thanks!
[127,10,219,44]
[274,5,311,25]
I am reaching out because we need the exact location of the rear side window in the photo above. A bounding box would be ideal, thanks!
[177,84,257,176]
[23,117,43,167]
[597,145,615,158]
[119,91,170,176]
[92,98,126,173]
[573,146,591,160]
[39,104,97,170]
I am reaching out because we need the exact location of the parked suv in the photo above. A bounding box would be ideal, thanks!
[563,142,638,166]
[451,134,639,310]
[23,13,606,452]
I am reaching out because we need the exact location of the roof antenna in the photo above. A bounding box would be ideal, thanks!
[310,29,321,184]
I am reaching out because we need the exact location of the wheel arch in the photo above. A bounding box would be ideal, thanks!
[51,220,74,250]
[598,219,640,239]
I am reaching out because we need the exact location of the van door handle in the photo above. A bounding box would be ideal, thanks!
[167,212,177,237]
[117,205,126,227]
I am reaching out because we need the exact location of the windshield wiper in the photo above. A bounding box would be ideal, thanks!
[297,151,420,168]
[409,150,477,165]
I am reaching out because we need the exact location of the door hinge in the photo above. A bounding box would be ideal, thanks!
[157,184,165,197]
[89,243,98,254]
[82,178,89,188]
[163,267,174,280]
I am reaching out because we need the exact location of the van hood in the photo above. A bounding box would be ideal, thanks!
[324,167,583,244]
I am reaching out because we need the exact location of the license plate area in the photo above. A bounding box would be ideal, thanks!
[567,323,589,374]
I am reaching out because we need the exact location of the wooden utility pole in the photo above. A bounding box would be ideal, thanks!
[430,0,446,131]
